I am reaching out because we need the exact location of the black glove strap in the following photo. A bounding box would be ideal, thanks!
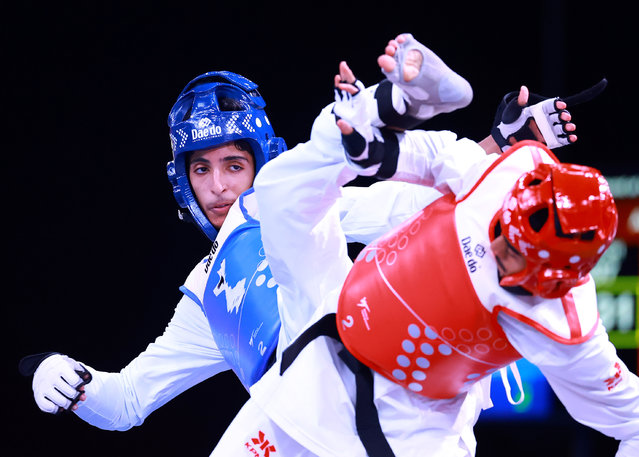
[562,78,607,106]
[375,79,424,130]
[18,352,58,376]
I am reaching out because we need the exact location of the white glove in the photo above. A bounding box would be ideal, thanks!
[333,79,381,150]
[31,353,91,414]
[333,79,400,178]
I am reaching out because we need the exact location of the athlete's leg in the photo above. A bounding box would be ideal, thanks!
[377,33,473,120]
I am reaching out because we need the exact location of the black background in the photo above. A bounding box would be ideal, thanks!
[6,1,637,456]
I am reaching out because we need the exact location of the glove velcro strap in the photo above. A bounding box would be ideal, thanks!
[374,130,400,179]
[375,80,423,130]
[342,129,399,180]
[18,352,58,376]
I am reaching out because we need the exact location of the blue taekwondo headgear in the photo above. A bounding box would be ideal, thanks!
[166,71,287,240]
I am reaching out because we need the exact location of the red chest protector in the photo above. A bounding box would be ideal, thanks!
[335,141,600,400]
[337,192,522,399]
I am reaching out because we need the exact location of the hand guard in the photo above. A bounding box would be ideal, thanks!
[20,353,92,415]
[491,79,607,151]
[333,80,399,179]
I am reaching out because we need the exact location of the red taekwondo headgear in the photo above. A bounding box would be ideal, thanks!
[495,162,618,298]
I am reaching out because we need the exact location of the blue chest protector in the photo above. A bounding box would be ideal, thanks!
[201,196,281,390]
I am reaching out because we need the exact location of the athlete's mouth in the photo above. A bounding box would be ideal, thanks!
[208,201,233,214]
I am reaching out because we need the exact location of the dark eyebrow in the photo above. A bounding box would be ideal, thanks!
[190,156,210,165]
[190,155,250,166]
[220,155,251,163]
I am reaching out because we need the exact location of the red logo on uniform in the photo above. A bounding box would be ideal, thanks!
[245,430,277,457]
[357,297,371,330]
[604,362,623,391]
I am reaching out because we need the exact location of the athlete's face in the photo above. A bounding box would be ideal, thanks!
[189,143,255,229]
[490,235,527,277]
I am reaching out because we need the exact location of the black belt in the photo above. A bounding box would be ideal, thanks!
[280,313,396,457]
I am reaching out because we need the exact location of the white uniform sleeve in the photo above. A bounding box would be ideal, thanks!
[337,131,499,245]
[390,130,495,196]
[74,294,230,430]
[254,106,358,344]
[498,313,639,456]
[339,181,443,246]
[254,103,489,345]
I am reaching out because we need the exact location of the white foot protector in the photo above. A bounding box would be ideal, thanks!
[383,33,473,120]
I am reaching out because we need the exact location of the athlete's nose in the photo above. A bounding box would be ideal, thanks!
[210,168,228,194]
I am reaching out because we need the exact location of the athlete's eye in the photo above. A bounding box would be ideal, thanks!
[192,164,208,174]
